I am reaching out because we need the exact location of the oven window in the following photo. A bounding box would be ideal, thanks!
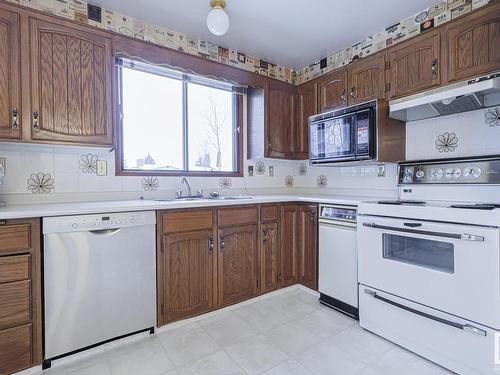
[382,234,454,273]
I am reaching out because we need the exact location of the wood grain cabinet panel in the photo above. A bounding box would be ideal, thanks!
[0,255,30,284]
[388,31,441,99]
[445,3,500,82]
[217,206,258,227]
[161,210,213,233]
[0,8,21,140]
[347,53,386,105]
[318,68,348,112]
[161,230,215,323]
[0,324,32,375]
[218,224,259,306]
[29,18,113,145]
[296,80,318,159]
[265,80,296,159]
[298,205,318,290]
[0,280,31,330]
[280,205,300,288]
[0,224,31,255]
[261,222,279,294]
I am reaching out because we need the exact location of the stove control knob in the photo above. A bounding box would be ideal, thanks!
[445,168,455,179]
[415,170,425,179]
[429,168,443,180]
[463,167,482,179]
[453,168,462,179]
[72,223,78,229]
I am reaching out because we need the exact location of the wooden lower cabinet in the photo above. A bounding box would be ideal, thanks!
[218,224,259,306]
[298,205,318,290]
[260,221,280,294]
[160,230,215,324]
[280,205,300,287]
[0,219,41,375]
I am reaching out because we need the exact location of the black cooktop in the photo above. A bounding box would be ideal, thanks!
[378,200,427,206]
[450,203,500,210]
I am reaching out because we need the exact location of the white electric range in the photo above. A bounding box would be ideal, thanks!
[357,156,500,375]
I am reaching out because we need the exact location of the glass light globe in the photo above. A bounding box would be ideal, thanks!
[207,7,230,36]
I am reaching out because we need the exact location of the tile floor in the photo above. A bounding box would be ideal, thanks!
[26,287,454,375]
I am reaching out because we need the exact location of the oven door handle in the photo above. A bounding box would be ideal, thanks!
[363,289,487,337]
[362,222,484,242]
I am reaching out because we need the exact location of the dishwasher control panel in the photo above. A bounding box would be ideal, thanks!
[43,211,156,234]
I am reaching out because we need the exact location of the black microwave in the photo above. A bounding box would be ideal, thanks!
[309,101,377,164]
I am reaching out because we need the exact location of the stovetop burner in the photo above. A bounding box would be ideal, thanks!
[450,203,500,210]
[378,200,427,206]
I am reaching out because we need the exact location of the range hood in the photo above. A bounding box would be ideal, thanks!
[390,72,500,122]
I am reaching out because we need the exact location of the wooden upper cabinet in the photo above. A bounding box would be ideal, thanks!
[0,8,21,140]
[296,80,317,160]
[161,229,215,323]
[388,31,441,99]
[29,18,113,145]
[218,224,259,306]
[445,3,500,83]
[347,53,386,105]
[318,68,348,112]
[265,80,296,159]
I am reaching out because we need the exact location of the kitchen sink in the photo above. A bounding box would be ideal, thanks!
[153,196,253,202]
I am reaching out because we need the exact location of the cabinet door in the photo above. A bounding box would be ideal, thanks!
[299,205,318,290]
[318,69,348,112]
[388,31,441,99]
[161,230,215,323]
[445,3,500,82]
[218,225,259,306]
[296,80,318,160]
[29,18,113,145]
[266,80,296,159]
[280,205,299,287]
[0,9,21,140]
[347,53,386,105]
[261,222,279,294]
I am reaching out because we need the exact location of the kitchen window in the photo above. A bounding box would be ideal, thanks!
[116,58,243,176]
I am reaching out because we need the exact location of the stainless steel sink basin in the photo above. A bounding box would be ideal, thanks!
[153,196,253,202]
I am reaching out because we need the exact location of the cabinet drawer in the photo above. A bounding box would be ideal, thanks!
[161,209,213,233]
[218,206,258,227]
[260,205,280,223]
[0,255,30,284]
[0,324,32,374]
[0,224,31,254]
[0,280,31,329]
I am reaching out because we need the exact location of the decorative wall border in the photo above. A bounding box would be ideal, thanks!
[9,0,491,86]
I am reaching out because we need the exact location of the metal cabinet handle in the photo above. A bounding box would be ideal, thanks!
[431,58,438,80]
[340,89,346,103]
[262,229,269,243]
[310,212,316,223]
[220,235,225,251]
[267,137,272,149]
[208,235,214,253]
[11,107,19,130]
[32,110,40,132]
[350,87,356,101]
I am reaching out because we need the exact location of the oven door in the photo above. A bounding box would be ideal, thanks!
[310,114,356,162]
[358,215,500,329]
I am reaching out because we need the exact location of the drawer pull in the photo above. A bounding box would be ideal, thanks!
[364,289,487,337]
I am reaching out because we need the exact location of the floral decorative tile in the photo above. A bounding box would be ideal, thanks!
[435,132,458,153]
[255,161,265,175]
[317,175,328,188]
[219,177,232,189]
[485,108,500,127]
[284,175,294,188]
[79,154,99,174]
[142,176,159,191]
[27,172,54,194]
[298,162,308,176]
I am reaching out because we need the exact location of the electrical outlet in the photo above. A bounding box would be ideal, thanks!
[268,166,274,177]
[248,165,254,176]
[0,157,5,172]
[97,160,107,176]
[377,163,386,177]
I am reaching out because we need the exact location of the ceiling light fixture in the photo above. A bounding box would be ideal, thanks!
[207,0,230,36]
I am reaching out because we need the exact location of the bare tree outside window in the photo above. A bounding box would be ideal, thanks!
[204,95,229,171]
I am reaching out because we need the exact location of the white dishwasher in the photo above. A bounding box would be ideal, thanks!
[42,211,156,368]
[318,204,358,319]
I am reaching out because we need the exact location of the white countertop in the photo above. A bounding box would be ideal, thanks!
[0,195,378,219]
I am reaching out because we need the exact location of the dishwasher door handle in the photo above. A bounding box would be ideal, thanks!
[88,228,121,235]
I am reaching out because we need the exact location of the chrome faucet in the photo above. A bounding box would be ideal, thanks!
[181,176,192,197]
[176,177,203,199]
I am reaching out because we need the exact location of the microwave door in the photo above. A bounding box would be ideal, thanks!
[323,115,356,160]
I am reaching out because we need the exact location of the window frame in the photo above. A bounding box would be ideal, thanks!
[114,58,244,177]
